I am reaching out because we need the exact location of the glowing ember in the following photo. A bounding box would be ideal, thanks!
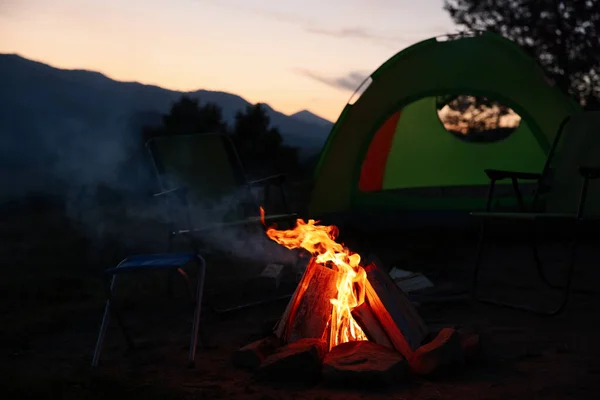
[260,208,368,349]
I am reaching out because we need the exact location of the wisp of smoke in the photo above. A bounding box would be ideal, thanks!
[182,187,300,266]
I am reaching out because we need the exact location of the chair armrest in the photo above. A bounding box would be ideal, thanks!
[248,173,287,187]
[579,166,600,180]
[153,186,187,197]
[484,169,542,181]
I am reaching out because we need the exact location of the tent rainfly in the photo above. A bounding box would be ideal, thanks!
[309,31,582,224]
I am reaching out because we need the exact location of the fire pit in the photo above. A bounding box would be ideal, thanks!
[233,210,479,385]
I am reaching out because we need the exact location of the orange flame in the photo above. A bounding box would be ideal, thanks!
[260,207,368,349]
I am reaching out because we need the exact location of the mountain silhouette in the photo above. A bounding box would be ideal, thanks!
[290,110,333,128]
[0,53,332,152]
[0,53,334,201]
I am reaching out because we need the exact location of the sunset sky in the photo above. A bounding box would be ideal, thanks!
[1,0,456,121]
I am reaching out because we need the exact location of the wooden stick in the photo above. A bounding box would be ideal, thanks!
[364,280,413,358]
[365,261,429,339]
[364,262,429,359]
[351,302,394,350]
[284,261,340,344]
[273,257,318,338]
[364,257,428,336]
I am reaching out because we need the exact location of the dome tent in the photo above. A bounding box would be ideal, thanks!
[309,31,581,223]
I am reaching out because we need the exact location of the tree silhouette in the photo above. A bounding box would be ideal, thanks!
[233,103,288,175]
[437,95,515,134]
[234,103,272,141]
[141,95,228,143]
[162,95,227,135]
[436,95,520,142]
[444,0,600,109]
[141,97,300,178]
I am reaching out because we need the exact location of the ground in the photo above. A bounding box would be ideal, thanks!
[1,196,599,399]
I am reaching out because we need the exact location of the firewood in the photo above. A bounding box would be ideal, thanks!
[284,260,340,343]
[274,258,340,344]
[273,257,319,338]
[232,335,281,370]
[365,261,428,337]
[256,338,327,383]
[458,329,481,362]
[351,302,394,350]
[364,261,429,359]
[408,327,464,376]
[323,341,409,386]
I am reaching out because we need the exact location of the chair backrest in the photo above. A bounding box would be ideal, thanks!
[146,133,247,202]
[146,133,257,229]
[541,112,600,217]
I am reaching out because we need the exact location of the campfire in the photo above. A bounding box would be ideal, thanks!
[233,210,479,385]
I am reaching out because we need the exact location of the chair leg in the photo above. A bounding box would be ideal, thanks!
[471,221,487,300]
[167,232,178,298]
[92,274,134,367]
[279,183,290,215]
[530,224,567,290]
[188,255,206,368]
[548,227,579,315]
[92,295,112,368]
[167,269,175,298]
[474,221,579,316]
[176,268,194,301]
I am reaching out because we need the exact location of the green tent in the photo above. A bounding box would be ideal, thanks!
[309,32,581,222]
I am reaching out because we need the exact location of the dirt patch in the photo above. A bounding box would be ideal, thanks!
[2,207,600,399]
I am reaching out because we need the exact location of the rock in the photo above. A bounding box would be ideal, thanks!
[409,327,464,376]
[256,338,327,383]
[257,264,285,290]
[323,341,409,386]
[233,335,281,370]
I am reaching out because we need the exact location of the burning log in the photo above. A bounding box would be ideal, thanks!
[263,210,429,362]
[232,210,482,385]
[351,302,393,350]
[408,327,464,376]
[232,335,281,370]
[273,257,318,339]
[364,261,429,359]
[323,341,409,386]
[256,338,328,383]
[274,258,340,343]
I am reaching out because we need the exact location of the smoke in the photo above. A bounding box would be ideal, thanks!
[0,106,164,257]
[172,187,300,266]
[47,135,303,267]
[0,85,296,267]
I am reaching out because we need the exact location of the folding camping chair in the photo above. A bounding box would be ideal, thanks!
[91,133,297,368]
[471,113,600,315]
[146,132,297,253]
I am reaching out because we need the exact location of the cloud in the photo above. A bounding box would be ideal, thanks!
[205,0,308,26]
[296,69,370,92]
[302,24,409,49]
[303,25,457,48]
[304,26,403,46]
[205,0,404,48]
[250,8,308,26]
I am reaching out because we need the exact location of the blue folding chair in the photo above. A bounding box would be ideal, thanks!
[91,133,297,368]
[91,253,206,368]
